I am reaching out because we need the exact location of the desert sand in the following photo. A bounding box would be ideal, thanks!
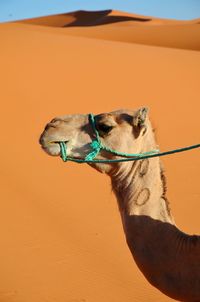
[0,10,199,302]
[21,10,200,51]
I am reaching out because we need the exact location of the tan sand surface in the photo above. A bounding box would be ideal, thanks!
[0,11,200,302]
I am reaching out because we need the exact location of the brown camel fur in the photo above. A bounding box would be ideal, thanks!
[39,108,200,302]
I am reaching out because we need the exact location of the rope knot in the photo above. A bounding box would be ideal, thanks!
[90,140,100,150]
[85,140,101,161]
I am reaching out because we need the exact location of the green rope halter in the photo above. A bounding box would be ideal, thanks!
[59,113,200,164]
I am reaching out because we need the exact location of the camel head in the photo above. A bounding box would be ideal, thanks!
[39,108,151,174]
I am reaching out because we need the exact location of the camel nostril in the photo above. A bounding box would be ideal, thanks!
[44,119,63,131]
[45,122,57,131]
[50,119,57,124]
[50,118,63,124]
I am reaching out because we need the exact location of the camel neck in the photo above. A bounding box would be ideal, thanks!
[110,156,200,301]
[110,132,175,225]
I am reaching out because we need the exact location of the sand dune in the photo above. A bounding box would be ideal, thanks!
[0,10,200,302]
[20,10,200,51]
[60,22,200,51]
[22,9,153,27]
[21,9,199,27]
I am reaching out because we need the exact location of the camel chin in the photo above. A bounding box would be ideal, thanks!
[88,161,115,175]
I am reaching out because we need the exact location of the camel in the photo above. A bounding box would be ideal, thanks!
[39,108,200,302]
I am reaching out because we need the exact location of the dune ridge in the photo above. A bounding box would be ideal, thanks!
[21,9,200,27]
[22,9,152,27]
[19,10,200,51]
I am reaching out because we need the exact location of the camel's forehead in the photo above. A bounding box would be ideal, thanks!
[56,109,136,125]
[58,110,134,116]
[110,109,134,114]
[109,109,135,117]
[100,109,136,124]
[95,109,135,116]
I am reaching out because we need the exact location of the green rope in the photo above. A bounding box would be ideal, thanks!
[59,139,67,161]
[59,113,200,164]
[59,142,200,163]
[85,140,101,161]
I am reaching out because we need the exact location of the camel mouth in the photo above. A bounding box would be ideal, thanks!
[41,141,68,157]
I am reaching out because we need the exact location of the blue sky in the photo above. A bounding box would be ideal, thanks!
[0,0,200,23]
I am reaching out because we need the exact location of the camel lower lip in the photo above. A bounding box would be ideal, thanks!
[41,142,61,156]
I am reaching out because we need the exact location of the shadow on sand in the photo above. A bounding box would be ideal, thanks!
[64,10,151,27]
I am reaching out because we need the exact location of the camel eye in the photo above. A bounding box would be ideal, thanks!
[97,123,113,135]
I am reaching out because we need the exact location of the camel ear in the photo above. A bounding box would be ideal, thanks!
[133,107,148,128]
